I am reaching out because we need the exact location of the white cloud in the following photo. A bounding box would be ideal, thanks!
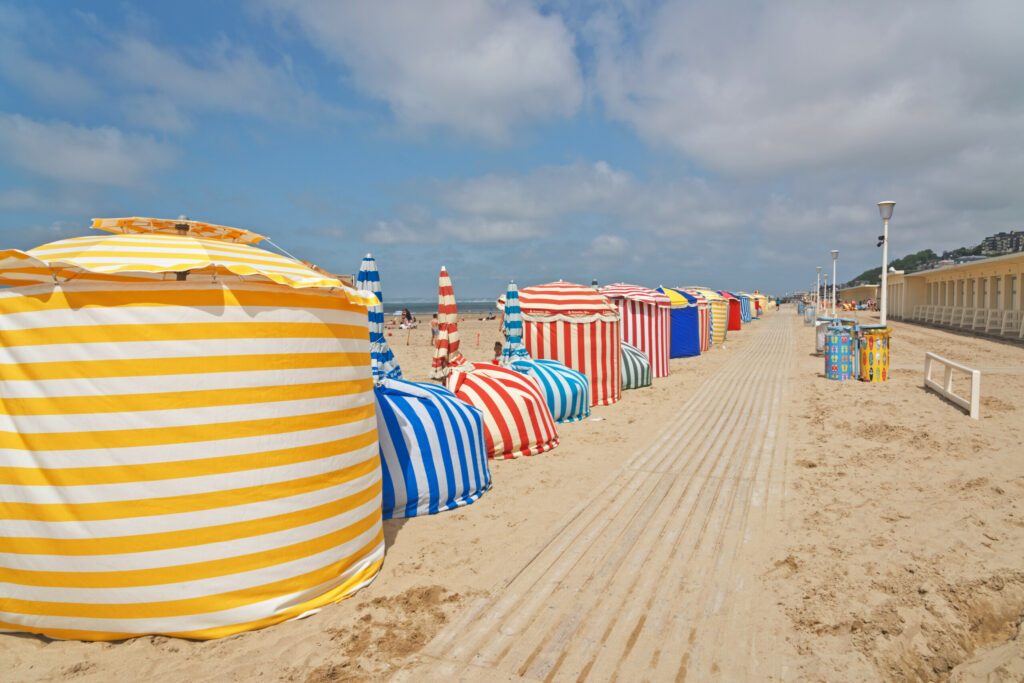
[591,1,1024,175]
[101,36,329,128]
[587,234,627,257]
[260,0,583,139]
[0,114,176,186]
[0,5,97,104]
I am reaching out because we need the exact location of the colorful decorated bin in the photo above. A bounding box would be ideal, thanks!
[824,325,857,381]
[859,326,891,383]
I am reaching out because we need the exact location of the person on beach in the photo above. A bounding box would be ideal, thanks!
[430,314,438,344]
[492,341,502,363]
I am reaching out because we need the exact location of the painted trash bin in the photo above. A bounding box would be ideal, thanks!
[804,306,816,325]
[825,325,857,380]
[859,325,891,383]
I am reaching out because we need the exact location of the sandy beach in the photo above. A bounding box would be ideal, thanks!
[3,308,1022,682]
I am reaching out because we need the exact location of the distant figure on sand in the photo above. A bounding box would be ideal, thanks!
[430,314,438,345]
[400,308,418,329]
[492,341,502,363]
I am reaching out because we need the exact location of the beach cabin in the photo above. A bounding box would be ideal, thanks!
[735,292,753,323]
[0,217,384,640]
[600,283,671,378]
[657,286,702,357]
[512,281,622,406]
[500,281,591,423]
[683,287,728,345]
[719,291,743,331]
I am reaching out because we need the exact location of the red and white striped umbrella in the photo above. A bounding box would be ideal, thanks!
[430,265,465,380]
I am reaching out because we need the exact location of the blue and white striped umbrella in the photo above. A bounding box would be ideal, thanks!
[501,280,590,422]
[500,280,530,363]
[377,378,491,519]
[357,253,401,381]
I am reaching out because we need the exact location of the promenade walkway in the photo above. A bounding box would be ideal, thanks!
[399,312,796,681]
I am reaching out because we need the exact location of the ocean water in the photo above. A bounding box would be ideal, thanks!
[384,299,498,316]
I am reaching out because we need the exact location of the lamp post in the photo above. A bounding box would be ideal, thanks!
[877,201,895,326]
[823,273,829,317]
[831,250,839,316]
[815,266,822,313]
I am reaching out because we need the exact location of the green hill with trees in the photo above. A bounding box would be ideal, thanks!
[845,249,939,286]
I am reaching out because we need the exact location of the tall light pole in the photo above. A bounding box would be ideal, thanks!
[831,250,839,316]
[823,273,829,316]
[877,201,895,326]
[815,266,822,312]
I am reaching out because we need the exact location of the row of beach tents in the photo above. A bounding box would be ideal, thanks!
[0,217,772,641]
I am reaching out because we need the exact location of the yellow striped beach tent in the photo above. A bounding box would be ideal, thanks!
[0,218,384,641]
[682,287,729,345]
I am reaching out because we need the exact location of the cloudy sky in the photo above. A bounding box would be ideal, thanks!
[2,1,1022,297]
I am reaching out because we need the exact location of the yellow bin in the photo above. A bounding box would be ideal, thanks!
[859,326,891,382]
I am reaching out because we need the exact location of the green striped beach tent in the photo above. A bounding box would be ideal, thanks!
[621,341,652,390]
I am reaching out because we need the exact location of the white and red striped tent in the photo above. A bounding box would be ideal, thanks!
[600,283,671,379]
[433,267,558,459]
[502,281,622,406]
[448,363,559,459]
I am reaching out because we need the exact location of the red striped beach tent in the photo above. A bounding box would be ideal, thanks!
[500,280,591,423]
[433,268,558,459]
[0,217,385,641]
[356,256,490,520]
[682,287,728,345]
[718,291,743,331]
[599,283,671,379]
[504,281,622,407]
[657,287,701,357]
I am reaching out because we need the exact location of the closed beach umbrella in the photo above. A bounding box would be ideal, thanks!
[0,217,383,641]
[501,280,590,423]
[357,254,401,381]
[357,258,489,519]
[430,266,464,380]
[621,341,653,390]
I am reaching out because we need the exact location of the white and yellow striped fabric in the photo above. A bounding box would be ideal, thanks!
[0,233,344,290]
[0,276,382,641]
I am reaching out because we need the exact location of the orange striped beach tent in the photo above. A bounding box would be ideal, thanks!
[0,217,383,641]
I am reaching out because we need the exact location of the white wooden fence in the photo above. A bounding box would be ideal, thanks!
[923,352,981,419]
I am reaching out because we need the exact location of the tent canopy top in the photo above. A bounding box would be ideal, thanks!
[599,283,671,308]
[499,280,618,318]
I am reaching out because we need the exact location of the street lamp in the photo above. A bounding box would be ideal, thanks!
[823,273,829,317]
[877,201,895,326]
[831,250,839,316]
[815,266,822,313]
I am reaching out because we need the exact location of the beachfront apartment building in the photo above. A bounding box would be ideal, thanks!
[885,251,1024,338]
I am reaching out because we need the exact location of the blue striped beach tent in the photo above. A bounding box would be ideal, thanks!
[735,292,753,323]
[358,254,491,519]
[376,378,490,519]
[501,280,591,423]
[621,341,652,390]
[657,286,702,358]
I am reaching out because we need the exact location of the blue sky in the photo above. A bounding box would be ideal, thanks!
[2,1,1023,298]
